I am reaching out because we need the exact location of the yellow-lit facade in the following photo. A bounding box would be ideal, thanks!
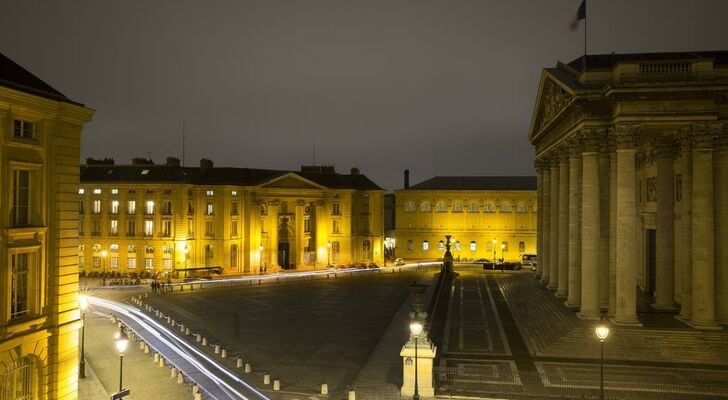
[79,162,384,275]
[394,177,537,262]
[0,55,94,399]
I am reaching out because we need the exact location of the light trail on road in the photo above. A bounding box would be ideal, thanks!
[89,296,271,400]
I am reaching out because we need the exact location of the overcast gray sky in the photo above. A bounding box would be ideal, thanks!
[2,0,727,190]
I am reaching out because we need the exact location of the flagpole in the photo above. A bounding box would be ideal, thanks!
[583,0,587,71]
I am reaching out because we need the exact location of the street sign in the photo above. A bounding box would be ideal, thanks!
[110,389,130,400]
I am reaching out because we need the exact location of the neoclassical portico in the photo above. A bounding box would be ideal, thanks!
[529,51,728,328]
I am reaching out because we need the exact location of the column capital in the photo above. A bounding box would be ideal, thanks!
[567,136,583,158]
[653,135,676,159]
[580,128,607,153]
[610,124,641,149]
[691,123,716,150]
[715,123,728,150]
[534,157,549,172]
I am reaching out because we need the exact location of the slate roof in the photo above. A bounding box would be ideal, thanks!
[404,176,536,191]
[80,164,383,190]
[0,51,80,105]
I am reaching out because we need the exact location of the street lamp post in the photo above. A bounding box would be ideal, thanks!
[115,327,129,392]
[595,324,610,400]
[409,321,423,400]
[327,241,332,267]
[500,243,505,263]
[492,239,497,263]
[259,245,264,273]
[78,294,88,379]
[101,249,109,284]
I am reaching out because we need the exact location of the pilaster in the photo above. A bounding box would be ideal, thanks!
[677,128,694,321]
[653,136,678,310]
[598,136,612,309]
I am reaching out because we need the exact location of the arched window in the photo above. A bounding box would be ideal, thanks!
[517,201,527,213]
[470,241,477,252]
[500,202,512,213]
[404,201,416,212]
[163,245,173,254]
[2,356,36,399]
[519,241,525,252]
[110,244,119,253]
[422,240,429,251]
[468,201,478,213]
[438,240,445,251]
[452,202,463,212]
[127,244,136,253]
[420,201,431,212]
[454,241,461,251]
[436,201,447,213]
[483,202,495,213]
[145,245,154,254]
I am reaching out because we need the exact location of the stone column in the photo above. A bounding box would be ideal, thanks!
[678,131,693,322]
[690,126,718,328]
[541,161,551,285]
[716,127,728,324]
[535,159,545,278]
[599,138,611,309]
[566,139,582,307]
[653,137,678,310]
[579,134,601,318]
[613,126,641,326]
[557,150,570,297]
[269,201,279,268]
[608,148,617,317]
[548,156,560,289]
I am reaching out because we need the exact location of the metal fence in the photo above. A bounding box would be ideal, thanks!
[0,357,34,400]
[434,366,728,400]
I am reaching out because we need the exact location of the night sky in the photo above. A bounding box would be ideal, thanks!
[2,0,727,190]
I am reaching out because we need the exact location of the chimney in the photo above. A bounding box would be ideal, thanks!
[166,157,181,167]
[350,167,360,176]
[404,169,410,189]
[131,157,154,165]
[200,158,214,170]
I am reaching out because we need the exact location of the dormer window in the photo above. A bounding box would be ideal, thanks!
[13,119,34,139]
[141,169,150,175]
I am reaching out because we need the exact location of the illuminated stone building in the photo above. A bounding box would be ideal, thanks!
[529,51,728,328]
[0,53,94,399]
[394,173,537,262]
[79,160,384,275]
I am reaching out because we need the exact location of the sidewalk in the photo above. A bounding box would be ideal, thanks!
[79,310,193,400]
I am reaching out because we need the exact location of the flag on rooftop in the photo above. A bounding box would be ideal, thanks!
[570,0,586,31]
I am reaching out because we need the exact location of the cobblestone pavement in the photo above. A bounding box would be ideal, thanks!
[435,266,728,399]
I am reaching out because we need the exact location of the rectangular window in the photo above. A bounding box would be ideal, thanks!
[14,119,35,138]
[161,220,172,237]
[145,200,155,214]
[127,200,136,214]
[162,200,172,215]
[79,219,84,236]
[111,188,119,195]
[93,199,101,214]
[231,202,239,216]
[79,200,85,214]
[144,220,153,236]
[332,220,340,234]
[206,202,214,215]
[231,221,238,237]
[145,258,154,270]
[11,253,30,319]
[79,253,85,267]
[362,219,369,232]
[163,259,173,270]
[92,219,100,236]
[126,220,136,236]
[109,219,118,235]
[187,219,194,237]
[187,201,194,215]
[13,170,30,226]
[206,220,214,237]
[111,200,119,214]
[93,188,101,195]
[93,256,101,268]
[423,241,429,251]
[332,203,341,215]
[127,258,137,270]
[332,241,340,263]
[304,218,311,233]
[470,241,477,251]
[230,245,238,268]
[110,257,119,269]
[206,190,214,196]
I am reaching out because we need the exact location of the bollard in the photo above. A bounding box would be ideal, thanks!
[153,353,160,363]
[117,322,122,329]
[202,337,208,346]
[263,373,270,385]
[196,334,202,343]
[236,358,243,368]
[214,344,220,354]
[244,362,252,373]
[221,349,227,358]
[144,344,150,354]
[110,315,117,324]
[177,373,184,384]
[155,310,160,317]
[158,357,165,367]
[180,324,185,333]
[192,385,199,395]
[170,367,177,378]
[185,327,190,336]
[139,341,145,350]
[273,379,280,391]
[194,393,201,400]
[321,383,328,395]
[348,389,356,400]
[171,318,175,326]
[167,316,171,324]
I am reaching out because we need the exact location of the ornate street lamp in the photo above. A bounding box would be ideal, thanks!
[595,324,610,400]
[115,328,129,392]
[78,294,88,379]
[409,321,424,400]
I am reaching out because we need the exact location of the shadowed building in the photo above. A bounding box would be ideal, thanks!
[394,173,537,262]
[0,53,94,398]
[529,51,728,328]
[79,161,384,275]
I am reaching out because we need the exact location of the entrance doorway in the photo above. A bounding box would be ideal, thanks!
[645,228,656,296]
[278,242,290,270]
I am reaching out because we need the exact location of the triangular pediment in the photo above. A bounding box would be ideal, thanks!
[528,71,576,141]
[260,173,327,190]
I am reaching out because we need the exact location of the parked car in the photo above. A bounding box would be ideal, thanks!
[522,254,538,271]
[482,261,522,271]
[394,258,405,266]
